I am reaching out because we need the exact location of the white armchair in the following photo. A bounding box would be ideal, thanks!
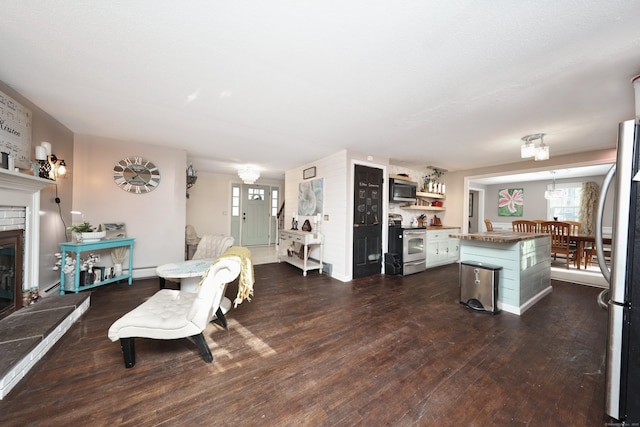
[108,257,241,368]
[192,234,234,260]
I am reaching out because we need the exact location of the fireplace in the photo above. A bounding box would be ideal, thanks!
[0,169,50,312]
[0,229,23,320]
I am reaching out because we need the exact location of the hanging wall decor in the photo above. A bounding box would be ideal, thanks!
[298,178,323,215]
[498,188,524,217]
[0,89,32,169]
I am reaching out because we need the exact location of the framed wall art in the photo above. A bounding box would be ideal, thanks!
[104,223,126,239]
[92,266,105,283]
[303,166,316,180]
[298,178,323,215]
[0,89,32,169]
[498,188,524,217]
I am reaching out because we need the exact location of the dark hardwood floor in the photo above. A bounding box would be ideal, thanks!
[0,263,609,426]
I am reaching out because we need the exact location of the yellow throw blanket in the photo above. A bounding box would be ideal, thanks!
[198,246,254,308]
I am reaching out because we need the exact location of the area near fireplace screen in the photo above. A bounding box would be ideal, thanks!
[0,229,23,320]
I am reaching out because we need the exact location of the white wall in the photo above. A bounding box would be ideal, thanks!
[284,149,398,282]
[72,134,187,277]
[285,150,352,281]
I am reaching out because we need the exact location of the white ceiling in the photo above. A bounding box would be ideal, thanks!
[1,1,639,180]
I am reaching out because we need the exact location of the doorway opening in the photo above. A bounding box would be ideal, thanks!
[231,183,280,247]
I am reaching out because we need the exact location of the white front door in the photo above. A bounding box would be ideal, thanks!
[241,185,271,246]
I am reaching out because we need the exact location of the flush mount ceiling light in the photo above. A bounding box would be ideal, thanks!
[238,166,260,184]
[520,133,549,161]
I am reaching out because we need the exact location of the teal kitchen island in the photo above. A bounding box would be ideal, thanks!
[450,231,551,315]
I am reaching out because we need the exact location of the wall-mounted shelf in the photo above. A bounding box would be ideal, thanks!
[416,191,445,199]
[389,173,419,184]
[402,206,446,212]
[402,190,447,210]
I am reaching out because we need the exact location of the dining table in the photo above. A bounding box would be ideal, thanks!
[571,234,612,269]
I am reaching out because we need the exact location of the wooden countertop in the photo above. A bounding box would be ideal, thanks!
[449,231,549,243]
[426,225,460,230]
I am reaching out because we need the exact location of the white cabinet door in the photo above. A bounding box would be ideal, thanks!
[426,228,460,268]
[447,238,460,262]
[447,229,460,263]
[426,241,441,267]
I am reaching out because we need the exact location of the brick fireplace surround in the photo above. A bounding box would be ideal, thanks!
[0,169,90,399]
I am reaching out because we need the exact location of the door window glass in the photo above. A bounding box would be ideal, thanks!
[232,185,240,216]
[271,189,279,216]
[248,187,265,201]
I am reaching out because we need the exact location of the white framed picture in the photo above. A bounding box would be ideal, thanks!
[104,223,126,239]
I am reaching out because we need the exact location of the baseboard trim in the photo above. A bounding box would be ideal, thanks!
[498,286,553,316]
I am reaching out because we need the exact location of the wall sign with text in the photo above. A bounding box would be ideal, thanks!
[0,89,32,169]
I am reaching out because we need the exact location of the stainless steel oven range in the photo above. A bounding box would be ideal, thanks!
[387,216,427,275]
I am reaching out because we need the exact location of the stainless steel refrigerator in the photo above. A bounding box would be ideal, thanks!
[597,119,640,422]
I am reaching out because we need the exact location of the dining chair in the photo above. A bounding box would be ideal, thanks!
[565,220,581,236]
[484,219,494,231]
[540,221,576,269]
[512,220,538,232]
[584,240,612,268]
[533,219,545,232]
[563,220,584,259]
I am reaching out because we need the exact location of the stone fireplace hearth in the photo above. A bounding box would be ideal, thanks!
[0,168,91,400]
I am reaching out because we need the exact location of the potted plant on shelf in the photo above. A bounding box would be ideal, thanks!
[67,221,106,243]
[423,167,447,194]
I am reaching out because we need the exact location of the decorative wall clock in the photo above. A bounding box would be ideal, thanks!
[113,156,161,194]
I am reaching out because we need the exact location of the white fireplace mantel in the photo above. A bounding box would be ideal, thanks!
[0,168,54,291]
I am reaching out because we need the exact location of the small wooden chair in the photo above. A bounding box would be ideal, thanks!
[540,221,576,269]
[512,220,538,233]
[484,219,494,231]
[565,221,581,236]
[533,220,545,232]
[584,240,612,268]
[564,220,582,255]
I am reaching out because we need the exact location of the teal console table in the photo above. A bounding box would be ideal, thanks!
[59,238,135,295]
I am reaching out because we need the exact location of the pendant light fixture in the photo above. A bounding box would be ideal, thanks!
[544,171,565,200]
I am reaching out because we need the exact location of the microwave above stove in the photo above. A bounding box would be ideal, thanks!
[389,177,417,203]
